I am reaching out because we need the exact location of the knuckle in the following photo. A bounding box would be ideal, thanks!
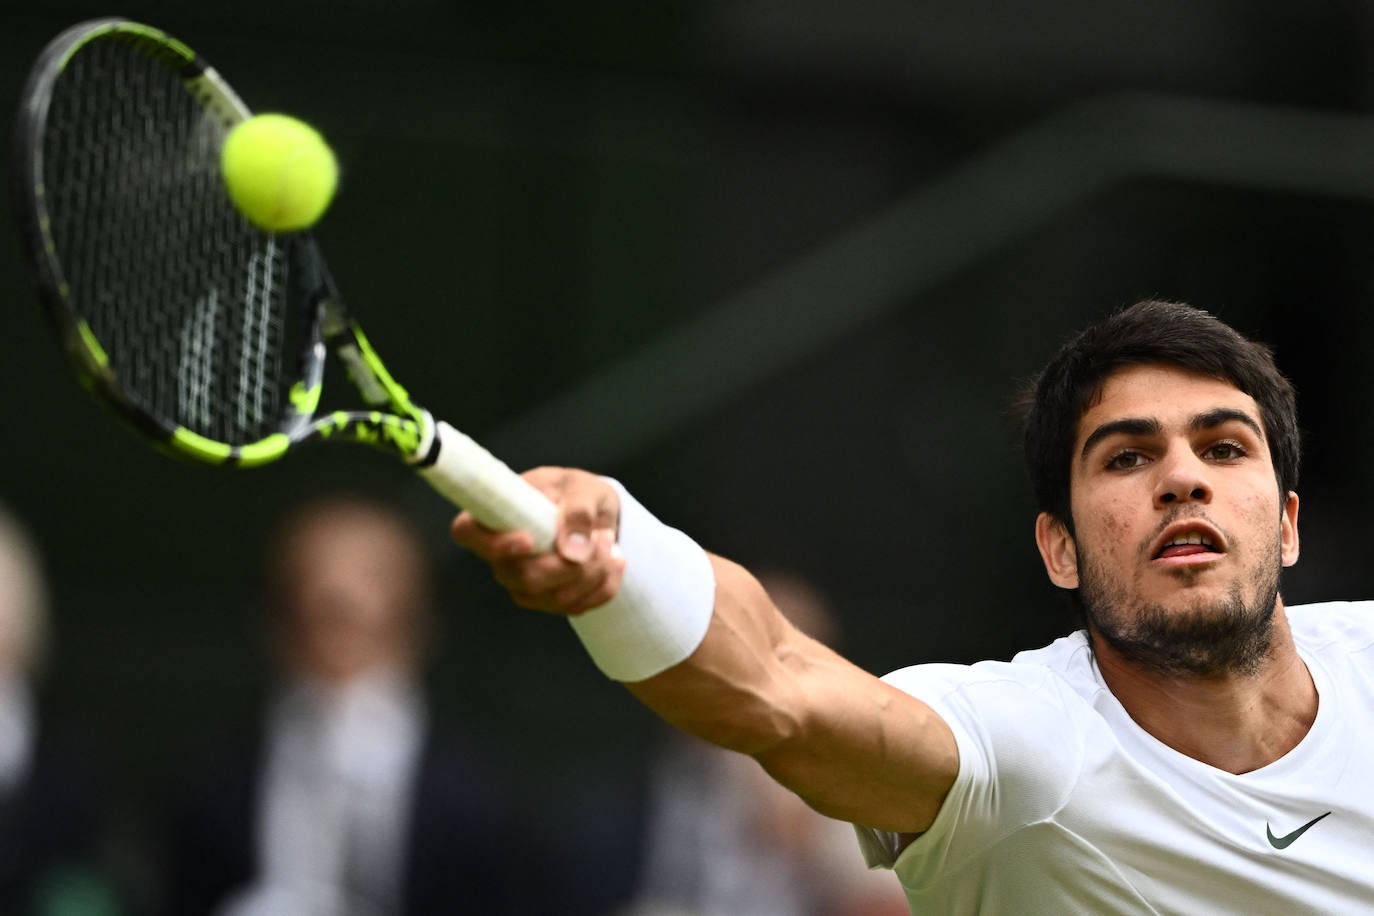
[554,577,594,610]
[493,559,540,594]
[509,591,545,612]
[449,514,477,544]
[524,465,569,495]
[566,564,619,613]
[562,501,593,524]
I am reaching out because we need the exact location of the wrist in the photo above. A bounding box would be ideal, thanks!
[567,479,715,682]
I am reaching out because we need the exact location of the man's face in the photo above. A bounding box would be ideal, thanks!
[279,510,425,683]
[1035,364,1300,676]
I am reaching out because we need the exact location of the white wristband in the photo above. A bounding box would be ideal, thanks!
[568,479,715,682]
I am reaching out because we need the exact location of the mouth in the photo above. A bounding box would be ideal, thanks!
[1151,524,1226,564]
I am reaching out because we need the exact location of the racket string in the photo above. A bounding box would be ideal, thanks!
[41,33,301,445]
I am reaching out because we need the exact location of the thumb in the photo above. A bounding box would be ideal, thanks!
[559,527,593,563]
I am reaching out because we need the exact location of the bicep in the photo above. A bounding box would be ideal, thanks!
[627,554,958,835]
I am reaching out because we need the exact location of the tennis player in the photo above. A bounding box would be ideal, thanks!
[452,300,1374,912]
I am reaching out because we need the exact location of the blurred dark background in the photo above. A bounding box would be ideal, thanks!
[4,1,1374,910]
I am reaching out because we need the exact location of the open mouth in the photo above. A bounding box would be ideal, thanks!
[1153,529,1223,560]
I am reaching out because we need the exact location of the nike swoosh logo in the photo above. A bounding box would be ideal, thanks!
[1266,811,1332,849]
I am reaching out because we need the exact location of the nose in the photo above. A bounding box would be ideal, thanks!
[1155,449,1212,507]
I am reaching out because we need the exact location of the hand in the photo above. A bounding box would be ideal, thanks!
[449,467,626,616]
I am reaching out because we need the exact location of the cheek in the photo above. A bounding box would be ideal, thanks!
[1235,491,1282,545]
[1071,494,1152,575]
[1100,508,1132,540]
[1079,493,1137,546]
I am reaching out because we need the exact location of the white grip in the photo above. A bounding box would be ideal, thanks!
[417,420,557,552]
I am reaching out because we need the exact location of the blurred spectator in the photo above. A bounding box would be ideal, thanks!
[166,493,536,915]
[0,503,122,915]
[620,570,909,916]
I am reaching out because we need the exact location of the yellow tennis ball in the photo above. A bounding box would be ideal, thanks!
[220,113,338,232]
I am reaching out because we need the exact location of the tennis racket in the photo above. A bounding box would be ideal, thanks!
[13,18,558,549]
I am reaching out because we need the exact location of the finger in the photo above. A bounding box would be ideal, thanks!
[552,562,610,612]
[450,511,536,559]
[559,528,628,614]
[489,533,617,595]
[556,476,620,563]
[494,528,625,614]
[506,588,566,614]
[489,551,571,595]
[504,561,595,614]
[560,529,593,564]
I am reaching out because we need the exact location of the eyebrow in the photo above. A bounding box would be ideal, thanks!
[1079,407,1265,460]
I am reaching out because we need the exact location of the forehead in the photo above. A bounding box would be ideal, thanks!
[1076,364,1261,448]
[280,507,420,577]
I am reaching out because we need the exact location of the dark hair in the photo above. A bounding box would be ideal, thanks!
[1019,300,1300,531]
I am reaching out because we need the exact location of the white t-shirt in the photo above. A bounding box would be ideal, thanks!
[855,601,1374,915]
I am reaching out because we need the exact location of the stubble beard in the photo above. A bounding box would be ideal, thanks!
[1073,531,1282,678]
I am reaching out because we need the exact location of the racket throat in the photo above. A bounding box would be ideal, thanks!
[335,339,393,406]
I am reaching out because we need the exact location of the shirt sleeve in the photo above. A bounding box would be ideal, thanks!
[854,660,1095,885]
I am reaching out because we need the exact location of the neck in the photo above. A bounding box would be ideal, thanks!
[1090,604,1317,774]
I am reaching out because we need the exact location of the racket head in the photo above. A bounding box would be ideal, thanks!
[12,18,326,467]
[15,24,559,537]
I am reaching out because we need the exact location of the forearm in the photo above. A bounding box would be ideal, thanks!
[626,554,954,832]
[626,554,808,755]
[549,483,838,754]
[450,470,956,832]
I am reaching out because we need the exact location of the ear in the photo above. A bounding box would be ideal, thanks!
[1035,512,1079,589]
[1280,490,1300,568]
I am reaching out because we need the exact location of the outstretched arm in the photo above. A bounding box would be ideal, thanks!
[451,468,958,835]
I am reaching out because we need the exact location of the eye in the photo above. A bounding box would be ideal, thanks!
[1105,450,1148,471]
[1205,441,1247,461]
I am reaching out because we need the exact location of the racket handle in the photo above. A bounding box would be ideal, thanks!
[417,420,558,552]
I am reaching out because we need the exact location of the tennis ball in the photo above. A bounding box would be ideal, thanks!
[220,113,338,232]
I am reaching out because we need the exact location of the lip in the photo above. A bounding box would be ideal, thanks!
[1148,520,1227,566]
